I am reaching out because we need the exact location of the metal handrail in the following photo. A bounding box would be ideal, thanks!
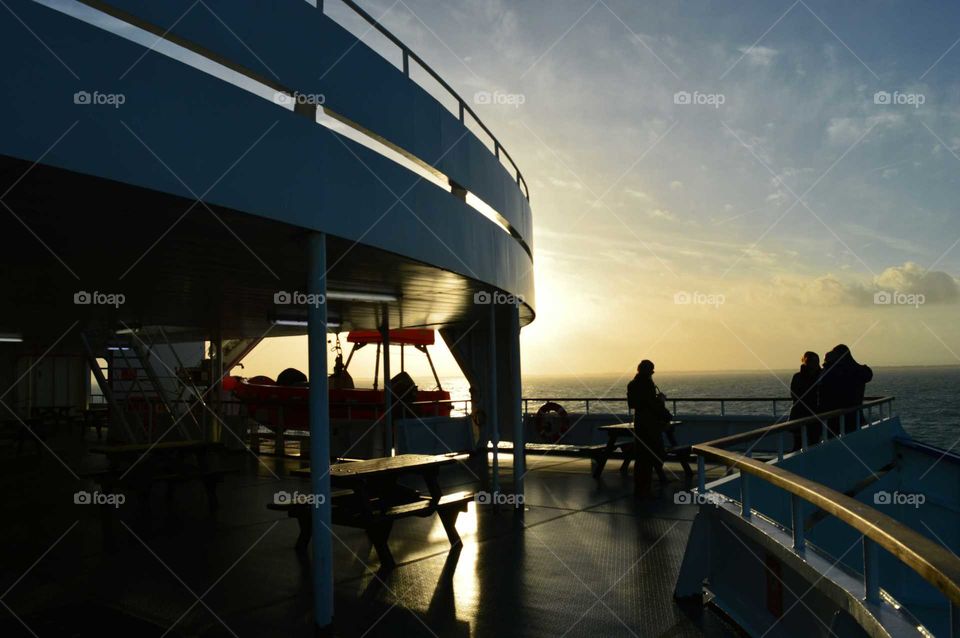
[329,0,529,200]
[692,398,960,612]
[521,396,799,417]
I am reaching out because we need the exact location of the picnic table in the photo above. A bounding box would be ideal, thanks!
[87,440,228,511]
[278,452,473,567]
[0,416,44,455]
[588,422,694,480]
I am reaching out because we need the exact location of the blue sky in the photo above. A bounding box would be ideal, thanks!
[54,0,955,376]
[292,0,960,375]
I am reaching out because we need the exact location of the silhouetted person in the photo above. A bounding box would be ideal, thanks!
[627,360,670,497]
[789,351,822,449]
[819,344,873,436]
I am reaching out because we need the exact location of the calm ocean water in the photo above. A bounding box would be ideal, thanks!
[420,366,960,450]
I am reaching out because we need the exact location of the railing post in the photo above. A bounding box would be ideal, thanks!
[791,494,805,552]
[460,101,465,124]
[697,456,705,493]
[801,423,809,450]
[672,399,677,414]
[720,400,725,417]
[494,140,499,157]
[777,433,784,462]
[402,50,409,76]
[772,399,777,417]
[863,536,880,604]
[856,409,862,431]
[740,472,751,518]
[840,413,846,438]
[585,399,590,415]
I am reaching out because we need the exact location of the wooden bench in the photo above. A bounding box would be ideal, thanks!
[267,488,354,549]
[591,423,694,480]
[284,453,472,567]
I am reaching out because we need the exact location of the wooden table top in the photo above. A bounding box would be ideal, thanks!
[599,421,682,432]
[292,452,469,480]
[89,440,212,454]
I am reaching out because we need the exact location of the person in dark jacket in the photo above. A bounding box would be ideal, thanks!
[627,360,670,497]
[789,351,822,449]
[819,344,873,436]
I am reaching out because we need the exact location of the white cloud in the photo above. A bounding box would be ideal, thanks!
[625,188,651,201]
[874,262,960,303]
[669,180,683,190]
[826,112,903,146]
[648,208,677,221]
[738,45,778,66]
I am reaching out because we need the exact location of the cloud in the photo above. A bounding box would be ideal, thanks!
[648,208,677,221]
[738,45,778,67]
[826,112,903,146]
[548,175,584,190]
[874,262,960,303]
[669,180,683,190]
[763,263,960,307]
[625,188,652,201]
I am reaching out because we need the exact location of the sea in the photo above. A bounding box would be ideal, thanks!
[411,366,960,450]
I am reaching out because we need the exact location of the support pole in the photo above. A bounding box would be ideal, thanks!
[307,232,333,632]
[380,309,393,456]
[488,303,499,498]
[508,303,524,512]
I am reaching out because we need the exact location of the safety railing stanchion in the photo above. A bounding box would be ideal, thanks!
[791,494,805,552]
[801,423,809,450]
[740,473,751,519]
[697,456,705,494]
[864,536,881,604]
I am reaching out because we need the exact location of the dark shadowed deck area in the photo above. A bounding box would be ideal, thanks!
[0,430,739,637]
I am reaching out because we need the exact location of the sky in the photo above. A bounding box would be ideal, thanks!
[241,0,960,380]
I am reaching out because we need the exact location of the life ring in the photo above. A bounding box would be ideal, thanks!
[534,402,569,443]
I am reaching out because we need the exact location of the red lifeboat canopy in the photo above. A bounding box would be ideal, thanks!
[347,329,435,346]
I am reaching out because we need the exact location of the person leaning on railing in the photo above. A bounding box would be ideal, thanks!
[789,351,822,450]
[819,344,873,437]
[627,360,672,498]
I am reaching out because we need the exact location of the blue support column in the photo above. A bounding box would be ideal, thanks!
[307,232,333,632]
[509,303,525,511]
[380,311,393,456]
[488,302,499,497]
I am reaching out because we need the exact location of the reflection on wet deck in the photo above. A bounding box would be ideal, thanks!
[0,445,739,637]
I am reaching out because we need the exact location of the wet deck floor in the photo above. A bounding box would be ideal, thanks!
[0,432,740,637]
